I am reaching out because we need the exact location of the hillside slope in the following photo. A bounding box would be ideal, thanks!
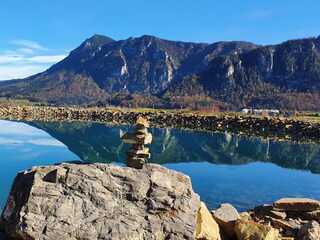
[1,34,320,110]
[0,35,256,105]
[165,36,320,110]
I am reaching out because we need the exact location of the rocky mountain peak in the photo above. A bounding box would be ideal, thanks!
[2,34,319,110]
[83,34,115,47]
[70,34,115,55]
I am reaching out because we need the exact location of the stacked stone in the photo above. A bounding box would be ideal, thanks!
[121,117,152,169]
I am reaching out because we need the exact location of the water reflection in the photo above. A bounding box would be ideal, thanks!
[0,120,78,209]
[1,120,320,212]
[28,121,320,174]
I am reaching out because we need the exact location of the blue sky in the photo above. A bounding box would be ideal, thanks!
[1,0,320,80]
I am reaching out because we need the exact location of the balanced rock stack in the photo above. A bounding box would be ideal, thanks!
[121,117,152,169]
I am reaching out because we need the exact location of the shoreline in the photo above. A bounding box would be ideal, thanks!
[1,161,319,239]
[1,105,319,143]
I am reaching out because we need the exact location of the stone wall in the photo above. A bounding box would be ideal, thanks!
[0,106,319,142]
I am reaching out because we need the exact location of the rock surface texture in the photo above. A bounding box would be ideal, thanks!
[297,220,320,240]
[234,218,279,240]
[195,202,221,240]
[212,203,240,237]
[249,198,320,239]
[0,162,200,240]
[274,198,320,212]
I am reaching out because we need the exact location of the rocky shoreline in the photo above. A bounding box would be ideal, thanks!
[212,198,320,240]
[0,106,320,143]
[0,162,319,240]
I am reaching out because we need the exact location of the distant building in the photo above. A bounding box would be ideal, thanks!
[240,108,251,114]
[240,108,280,116]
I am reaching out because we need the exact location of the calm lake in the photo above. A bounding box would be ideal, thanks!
[0,119,320,212]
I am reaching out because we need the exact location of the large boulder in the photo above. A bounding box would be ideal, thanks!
[0,163,201,240]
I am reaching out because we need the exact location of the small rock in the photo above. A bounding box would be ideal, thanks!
[269,210,287,220]
[254,204,287,219]
[239,212,252,221]
[126,157,145,169]
[273,198,320,212]
[212,203,240,237]
[297,220,320,240]
[285,218,304,230]
[271,219,300,231]
[135,127,148,134]
[136,116,150,128]
[195,202,221,240]
[125,148,151,158]
[302,210,320,220]
[234,218,279,240]
[121,133,152,145]
[283,229,297,238]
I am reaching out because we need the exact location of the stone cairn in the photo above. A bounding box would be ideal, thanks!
[121,117,152,169]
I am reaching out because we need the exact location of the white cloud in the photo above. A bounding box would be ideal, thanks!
[11,39,49,51]
[27,55,66,63]
[28,139,65,147]
[0,54,24,63]
[0,138,22,145]
[0,120,49,136]
[0,39,68,80]
[13,151,43,161]
[0,54,66,64]
[0,65,48,80]
[0,137,65,147]
[0,120,65,147]
[17,48,35,54]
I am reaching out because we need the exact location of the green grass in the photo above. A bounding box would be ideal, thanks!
[289,111,320,122]
[294,116,320,122]
[0,98,38,106]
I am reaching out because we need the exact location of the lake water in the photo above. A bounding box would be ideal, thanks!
[0,119,320,212]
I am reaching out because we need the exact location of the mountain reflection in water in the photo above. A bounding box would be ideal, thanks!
[27,121,320,174]
[1,120,319,212]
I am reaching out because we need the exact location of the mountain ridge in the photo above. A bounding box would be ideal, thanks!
[0,34,319,110]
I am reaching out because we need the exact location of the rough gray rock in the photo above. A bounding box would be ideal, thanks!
[212,203,240,237]
[0,163,200,240]
[297,221,320,240]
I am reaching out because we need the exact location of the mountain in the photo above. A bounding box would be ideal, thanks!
[27,121,320,174]
[165,36,320,110]
[0,34,256,105]
[1,34,320,110]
